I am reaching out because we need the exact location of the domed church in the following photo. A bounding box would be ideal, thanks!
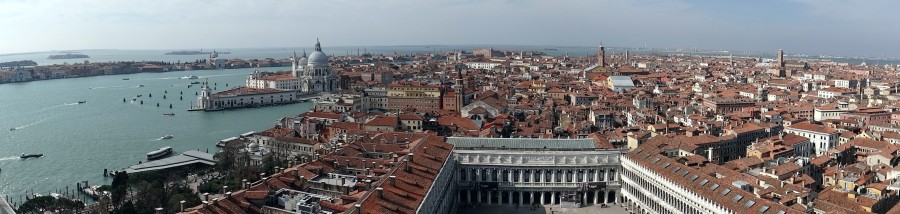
[291,39,338,93]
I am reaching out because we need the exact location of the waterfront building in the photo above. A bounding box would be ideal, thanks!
[449,137,626,208]
[194,81,296,111]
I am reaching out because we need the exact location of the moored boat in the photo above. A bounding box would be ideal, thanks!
[161,135,174,140]
[146,147,173,160]
[20,153,44,159]
[162,113,175,116]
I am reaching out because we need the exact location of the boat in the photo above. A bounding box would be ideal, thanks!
[162,113,175,116]
[78,101,86,104]
[188,75,199,79]
[9,127,16,131]
[122,78,130,80]
[137,94,143,97]
[138,85,145,87]
[20,153,43,159]
[147,147,173,160]
[190,81,201,84]
[161,135,174,140]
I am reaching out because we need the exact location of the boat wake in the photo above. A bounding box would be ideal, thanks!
[200,73,245,78]
[64,102,79,106]
[0,156,18,161]
[89,85,134,90]
[14,117,51,130]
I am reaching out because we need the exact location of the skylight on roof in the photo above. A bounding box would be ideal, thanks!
[743,200,754,207]
[732,194,744,202]
[759,205,769,212]
[689,175,699,181]
[709,184,719,190]
[700,179,709,185]
[651,157,661,163]
[776,211,786,214]
[680,170,690,177]
[662,162,671,168]
[671,166,681,173]
[721,188,732,195]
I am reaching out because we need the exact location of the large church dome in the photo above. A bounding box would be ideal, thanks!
[307,40,328,65]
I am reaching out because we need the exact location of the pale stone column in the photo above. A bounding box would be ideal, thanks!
[594,169,600,182]
[551,192,557,205]
[519,169,524,182]
[477,190,482,204]
[487,191,492,205]
[551,170,557,182]
[615,190,620,203]
[530,192,535,205]
[529,169,535,183]
[582,192,587,205]
[519,191,524,206]
[467,190,472,204]
[541,170,546,183]
[583,170,588,183]
[508,191,513,205]
[476,168,481,182]
[540,192,545,205]
[604,190,609,203]
[594,191,599,204]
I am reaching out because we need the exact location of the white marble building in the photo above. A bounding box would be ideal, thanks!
[448,137,627,208]
[292,40,338,94]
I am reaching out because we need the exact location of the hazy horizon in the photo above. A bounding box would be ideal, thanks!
[2,0,899,57]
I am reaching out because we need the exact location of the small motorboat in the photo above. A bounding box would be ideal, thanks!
[161,135,174,140]
[138,85,145,87]
[9,128,16,131]
[162,113,175,116]
[78,101,86,104]
[20,153,43,159]
[137,94,143,97]
[147,147,173,160]
[122,78,130,80]
[189,75,199,79]
[190,81,201,84]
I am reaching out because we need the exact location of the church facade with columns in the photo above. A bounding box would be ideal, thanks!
[447,137,627,208]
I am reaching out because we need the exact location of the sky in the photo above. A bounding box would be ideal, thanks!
[1,0,898,57]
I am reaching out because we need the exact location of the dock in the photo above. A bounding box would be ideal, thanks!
[124,150,216,174]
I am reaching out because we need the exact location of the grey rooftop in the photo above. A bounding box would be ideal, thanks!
[447,137,597,150]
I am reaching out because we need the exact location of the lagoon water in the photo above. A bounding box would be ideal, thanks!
[0,66,312,201]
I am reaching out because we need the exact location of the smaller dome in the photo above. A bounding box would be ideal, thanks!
[298,57,308,66]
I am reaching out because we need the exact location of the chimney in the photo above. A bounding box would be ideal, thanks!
[211,198,218,205]
[202,201,209,208]
[390,175,397,186]
[242,179,248,189]
[408,153,415,164]
[371,161,376,169]
[203,193,210,202]
[222,186,228,194]
[376,187,384,199]
[354,204,362,214]
[403,160,411,172]
[180,200,186,212]
[342,177,347,186]
[225,192,232,198]
[394,134,398,144]
[423,147,428,155]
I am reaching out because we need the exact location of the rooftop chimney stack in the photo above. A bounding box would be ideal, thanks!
[390,175,397,186]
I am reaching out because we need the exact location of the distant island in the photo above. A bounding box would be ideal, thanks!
[48,53,90,59]
[165,50,231,55]
[0,60,37,67]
